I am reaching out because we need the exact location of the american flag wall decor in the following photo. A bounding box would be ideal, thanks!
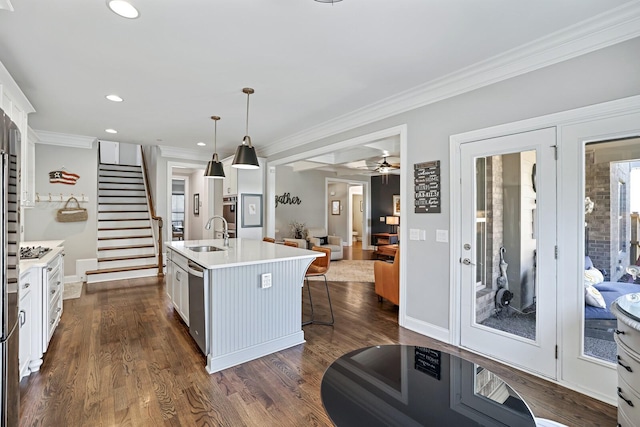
[49,170,80,185]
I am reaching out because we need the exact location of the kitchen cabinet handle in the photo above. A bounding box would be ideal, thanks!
[47,267,53,272]
[618,355,633,372]
[56,307,61,313]
[615,329,625,335]
[50,319,55,326]
[19,310,26,327]
[57,281,61,286]
[50,290,55,295]
[618,387,634,407]
[23,282,30,289]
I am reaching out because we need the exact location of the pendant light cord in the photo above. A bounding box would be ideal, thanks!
[245,91,250,137]
[214,119,218,153]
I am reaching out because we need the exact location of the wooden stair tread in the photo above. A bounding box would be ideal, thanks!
[86,264,157,275]
[98,226,151,231]
[98,244,154,251]
[98,235,152,240]
[98,210,148,213]
[98,196,147,197]
[99,202,147,205]
[99,180,144,184]
[98,218,149,222]
[98,254,156,262]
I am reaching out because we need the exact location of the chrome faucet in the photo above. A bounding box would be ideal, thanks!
[205,215,229,247]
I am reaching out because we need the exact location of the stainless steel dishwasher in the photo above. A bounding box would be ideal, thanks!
[187,261,208,355]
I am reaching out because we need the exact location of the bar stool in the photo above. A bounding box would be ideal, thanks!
[303,246,334,326]
[263,237,275,243]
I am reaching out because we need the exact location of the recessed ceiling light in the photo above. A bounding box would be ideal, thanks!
[106,94,123,102]
[105,128,118,134]
[197,142,206,147]
[107,0,139,19]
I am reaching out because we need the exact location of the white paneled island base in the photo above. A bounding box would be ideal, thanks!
[166,239,321,374]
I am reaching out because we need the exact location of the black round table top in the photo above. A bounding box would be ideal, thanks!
[321,345,536,427]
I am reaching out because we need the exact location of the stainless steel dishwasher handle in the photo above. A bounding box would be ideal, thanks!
[187,261,204,278]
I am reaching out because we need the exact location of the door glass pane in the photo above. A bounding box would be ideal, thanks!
[583,138,640,363]
[475,150,538,341]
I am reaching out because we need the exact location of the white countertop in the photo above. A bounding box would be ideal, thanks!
[167,238,322,269]
[21,240,64,249]
[19,245,64,270]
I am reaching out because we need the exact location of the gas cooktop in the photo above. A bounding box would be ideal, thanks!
[20,246,51,260]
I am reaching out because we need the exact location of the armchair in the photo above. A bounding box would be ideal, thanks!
[306,227,343,260]
[374,248,399,305]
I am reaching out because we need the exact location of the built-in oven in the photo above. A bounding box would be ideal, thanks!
[222,196,237,238]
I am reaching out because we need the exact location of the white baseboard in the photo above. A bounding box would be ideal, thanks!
[64,275,81,284]
[401,315,451,344]
[76,258,98,282]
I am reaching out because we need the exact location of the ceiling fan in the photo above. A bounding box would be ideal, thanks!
[370,156,400,174]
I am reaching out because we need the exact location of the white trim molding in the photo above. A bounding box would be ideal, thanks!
[402,315,451,344]
[35,130,96,149]
[0,61,35,114]
[159,145,208,162]
[262,2,640,158]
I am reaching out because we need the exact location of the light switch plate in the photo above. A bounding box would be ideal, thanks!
[409,229,420,241]
[436,229,449,243]
[261,273,272,289]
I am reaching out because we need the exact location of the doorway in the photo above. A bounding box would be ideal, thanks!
[459,128,557,379]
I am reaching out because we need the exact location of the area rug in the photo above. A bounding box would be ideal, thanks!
[63,282,83,300]
[307,259,375,283]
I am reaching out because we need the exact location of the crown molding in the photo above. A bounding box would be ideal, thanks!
[262,1,640,158]
[0,61,35,114]
[27,126,40,143]
[159,145,208,162]
[35,130,96,148]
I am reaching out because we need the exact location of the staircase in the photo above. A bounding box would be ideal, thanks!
[86,163,159,283]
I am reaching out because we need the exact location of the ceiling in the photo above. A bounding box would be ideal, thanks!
[0,0,632,172]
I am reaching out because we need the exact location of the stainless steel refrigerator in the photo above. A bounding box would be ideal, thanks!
[0,108,21,426]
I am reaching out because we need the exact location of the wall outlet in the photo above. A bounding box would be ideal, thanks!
[409,229,420,241]
[436,229,449,243]
[261,273,272,289]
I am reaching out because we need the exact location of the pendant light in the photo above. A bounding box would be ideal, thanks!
[204,116,225,179]
[232,87,260,169]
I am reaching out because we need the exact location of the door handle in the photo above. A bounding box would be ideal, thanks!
[461,258,476,266]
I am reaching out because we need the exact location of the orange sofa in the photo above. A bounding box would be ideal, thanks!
[374,248,399,305]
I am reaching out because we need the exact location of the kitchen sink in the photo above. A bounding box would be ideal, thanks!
[187,245,225,252]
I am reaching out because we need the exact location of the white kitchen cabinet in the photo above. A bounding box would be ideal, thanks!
[18,246,65,375]
[222,162,237,196]
[18,269,35,379]
[168,249,189,326]
[43,251,64,348]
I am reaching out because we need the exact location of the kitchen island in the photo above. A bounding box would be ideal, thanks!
[166,238,322,373]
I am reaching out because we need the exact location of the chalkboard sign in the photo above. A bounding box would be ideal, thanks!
[414,161,441,213]
[414,347,441,380]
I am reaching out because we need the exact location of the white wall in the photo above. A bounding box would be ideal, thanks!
[274,166,363,240]
[267,37,640,331]
[24,142,98,277]
[188,169,206,240]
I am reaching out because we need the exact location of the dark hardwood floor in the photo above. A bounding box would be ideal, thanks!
[20,272,615,426]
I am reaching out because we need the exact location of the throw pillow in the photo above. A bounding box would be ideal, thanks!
[584,285,606,308]
[318,236,328,245]
[584,267,604,286]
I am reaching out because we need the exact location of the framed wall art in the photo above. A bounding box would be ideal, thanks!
[331,200,341,215]
[193,193,200,215]
[241,193,263,227]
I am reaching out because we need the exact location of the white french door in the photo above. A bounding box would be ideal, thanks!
[459,127,557,379]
